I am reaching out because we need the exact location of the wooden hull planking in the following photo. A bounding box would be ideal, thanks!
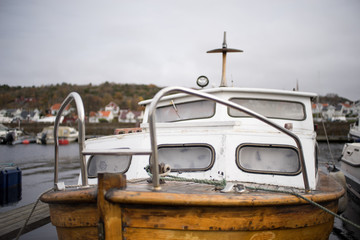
[41,172,343,240]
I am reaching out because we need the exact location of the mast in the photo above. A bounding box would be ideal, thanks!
[207,32,243,87]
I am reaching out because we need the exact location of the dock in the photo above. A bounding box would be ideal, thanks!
[0,201,50,240]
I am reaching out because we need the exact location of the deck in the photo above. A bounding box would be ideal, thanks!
[0,201,50,240]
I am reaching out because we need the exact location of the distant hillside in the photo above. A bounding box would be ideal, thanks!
[0,82,161,115]
[0,83,353,115]
[317,93,352,105]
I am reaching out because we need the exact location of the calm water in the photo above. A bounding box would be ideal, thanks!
[0,143,80,239]
[0,142,359,239]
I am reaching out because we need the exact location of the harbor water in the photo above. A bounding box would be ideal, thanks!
[0,142,359,239]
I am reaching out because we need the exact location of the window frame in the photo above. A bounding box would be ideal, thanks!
[228,98,307,121]
[155,100,216,123]
[87,150,132,178]
[235,143,301,176]
[154,143,216,172]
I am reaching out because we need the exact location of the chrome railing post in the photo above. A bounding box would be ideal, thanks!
[54,92,87,190]
[147,87,310,192]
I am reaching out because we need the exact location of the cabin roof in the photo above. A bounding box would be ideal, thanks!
[139,87,317,105]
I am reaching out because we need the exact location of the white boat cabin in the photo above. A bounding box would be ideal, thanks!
[84,86,318,190]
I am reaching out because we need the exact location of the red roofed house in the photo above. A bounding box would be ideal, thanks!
[98,110,114,123]
[50,103,71,116]
[89,111,98,123]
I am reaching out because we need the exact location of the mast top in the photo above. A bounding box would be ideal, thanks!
[207,32,243,54]
[207,32,243,87]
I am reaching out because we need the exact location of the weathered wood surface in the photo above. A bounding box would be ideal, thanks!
[107,172,344,206]
[105,172,341,240]
[122,223,334,240]
[0,201,50,240]
[40,171,344,240]
[41,187,98,240]
[98,173,127,240]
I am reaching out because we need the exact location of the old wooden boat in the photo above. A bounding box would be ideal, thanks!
[41,34,344,240]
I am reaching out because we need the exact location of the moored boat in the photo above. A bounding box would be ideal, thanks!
[349,117,360,142]
[36,126,78,144]
[339,142,360,203]
[0,124,24,145]
[41,33,345,240]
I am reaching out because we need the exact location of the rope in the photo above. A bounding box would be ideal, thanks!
[321,119,336,165]
[15,188,54,240]
[145,166,359,230]
[246,185,360,230]
[15,183,95,239]
[162,174,227,188]
[145,167,226,188]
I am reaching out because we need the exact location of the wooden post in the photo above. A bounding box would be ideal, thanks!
[98,173,127,240]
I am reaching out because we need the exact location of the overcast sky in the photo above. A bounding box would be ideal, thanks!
[0,0,359,101]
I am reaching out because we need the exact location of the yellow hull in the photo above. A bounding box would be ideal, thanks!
[41,172,344,240]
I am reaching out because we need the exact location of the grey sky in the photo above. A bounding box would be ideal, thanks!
[0,0,359,101]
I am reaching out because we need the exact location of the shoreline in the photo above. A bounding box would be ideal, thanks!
[5,121,352,142]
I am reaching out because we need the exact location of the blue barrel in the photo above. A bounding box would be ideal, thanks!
[0,166,22,205]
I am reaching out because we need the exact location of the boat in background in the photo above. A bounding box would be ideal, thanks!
[41,33,345,240]
[349,117,360,142]
[36,126,78,144]
[0,124,24,145]
[339,142,360,203]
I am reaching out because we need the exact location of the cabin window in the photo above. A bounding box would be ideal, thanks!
[236,144,300,175]
[155,100,215,122]
[229,98,305,120]
[87,152,131,178]
[156,144,215,171]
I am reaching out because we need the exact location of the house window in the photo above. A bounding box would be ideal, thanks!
[156,144,215,171]
[155,100,215,122]
[236,144,300,175]
[229,98,306,120]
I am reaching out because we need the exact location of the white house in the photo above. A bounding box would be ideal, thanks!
[105,102,120,116]
[321,104,336,121]
[118,110,143,123]
[0,109,11,123]
[89,111,98,123]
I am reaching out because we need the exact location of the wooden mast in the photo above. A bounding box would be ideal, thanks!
[207,32,243,87]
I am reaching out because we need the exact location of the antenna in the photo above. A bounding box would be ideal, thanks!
[207,32,243,87]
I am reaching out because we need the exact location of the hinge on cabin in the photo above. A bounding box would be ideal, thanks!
[98,221,105,240]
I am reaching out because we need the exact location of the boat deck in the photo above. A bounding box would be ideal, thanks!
[107,171,344,206]
[42,171,343,206]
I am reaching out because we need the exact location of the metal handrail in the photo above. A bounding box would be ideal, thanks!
[148,86,310,192]
[54,92,87,189]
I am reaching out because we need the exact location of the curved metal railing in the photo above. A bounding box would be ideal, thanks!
[147,86,310,192]
[54,92,87,189]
